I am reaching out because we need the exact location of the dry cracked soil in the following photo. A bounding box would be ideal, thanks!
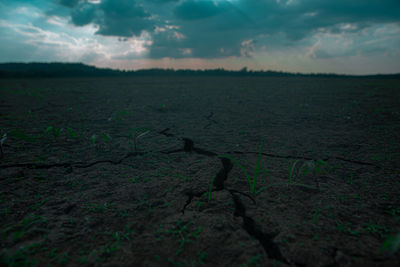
[0,76,400,267]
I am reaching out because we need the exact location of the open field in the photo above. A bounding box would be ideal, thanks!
[0,76,400,266]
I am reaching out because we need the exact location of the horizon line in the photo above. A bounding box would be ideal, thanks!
[1,61,400,77]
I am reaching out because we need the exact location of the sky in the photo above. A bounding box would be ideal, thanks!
[0,0,399,74]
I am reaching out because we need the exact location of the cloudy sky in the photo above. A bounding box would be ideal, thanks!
[0,0,399,74]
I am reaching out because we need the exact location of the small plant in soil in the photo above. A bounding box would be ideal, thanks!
[251,158,325,195]
[218,138,264,195]
[67,127,78,138]
[217,140,322,195]
[288,159,327,185]
[102,133,111,143]
[129,127,151,152]
[0,132,7,158]
[381,231,400,255]
[90,134,98,145]
[45,126,61,139]
[167,220,203,256]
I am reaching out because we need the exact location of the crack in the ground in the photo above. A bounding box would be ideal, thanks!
[175,137,289,264]
[0,151,145,170]
[183,138,194,152]
[230,150,388,169]
[180,189,288,263]
[232,150,315,161]
[74,151,146,168]
[0,148,387,171]
[231,193,289,264]
[1,125,390,264]
[213,157,233,190]
[203,111,217,129]
[0,128,390,171]
[0,162,72,169]
[227,189,256,205]
[332,156,384,168]
[159,128,175,137]
[181,190,205,214]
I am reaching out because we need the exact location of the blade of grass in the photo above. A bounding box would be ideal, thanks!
[217,155,251,186]
[382,231,400,255]
[288,160,301,184]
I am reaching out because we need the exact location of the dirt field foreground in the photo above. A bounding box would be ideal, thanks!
[0,76,399,266]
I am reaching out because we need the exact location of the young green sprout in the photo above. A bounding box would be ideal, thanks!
[381,231,400,255]
[102,133,112,143]
[45,126,61,138]
[288,159,327,188]
[0,133,7,158]
[218,138,264,195]
[91,134,98,145]
[130,127,150,152]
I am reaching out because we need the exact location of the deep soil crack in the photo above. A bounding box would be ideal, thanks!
[1,129,391,171]
[228,150,391,170]
[0,151,145,170]
[213,157,233,190]
[176,137,287,263]
[231,193,288,264]
[0,127,392,264]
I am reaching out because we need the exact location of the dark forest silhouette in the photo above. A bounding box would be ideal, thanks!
[0,62,399,78]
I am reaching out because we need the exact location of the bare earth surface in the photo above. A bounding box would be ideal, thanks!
[0,76,400,266]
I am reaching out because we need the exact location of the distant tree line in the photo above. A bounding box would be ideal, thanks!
[0,62,398,79]
[0,63,118,78]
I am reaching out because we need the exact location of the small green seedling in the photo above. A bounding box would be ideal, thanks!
[67,127,77,138]
[90,134,98,145]
[288,160,301,184]
[102,133,111,143]
[0,133,6,158]
[218,138,264,195]
[289,159,327,185]
[129,127,151,152]
[381,231,400,255]
[167,220,202,256]
[45,126,61,138]
[254,158,324,195]
[109,109,129,123]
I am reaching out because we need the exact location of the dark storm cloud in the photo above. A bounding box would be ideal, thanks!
[70,2,96,26]
[146,0,399,58]
[68,0,153,37]
[99,0,151,35]
[54,0,400,58]
[148,0,254,58]
[57,0,80,8]
[173,0,230,20]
